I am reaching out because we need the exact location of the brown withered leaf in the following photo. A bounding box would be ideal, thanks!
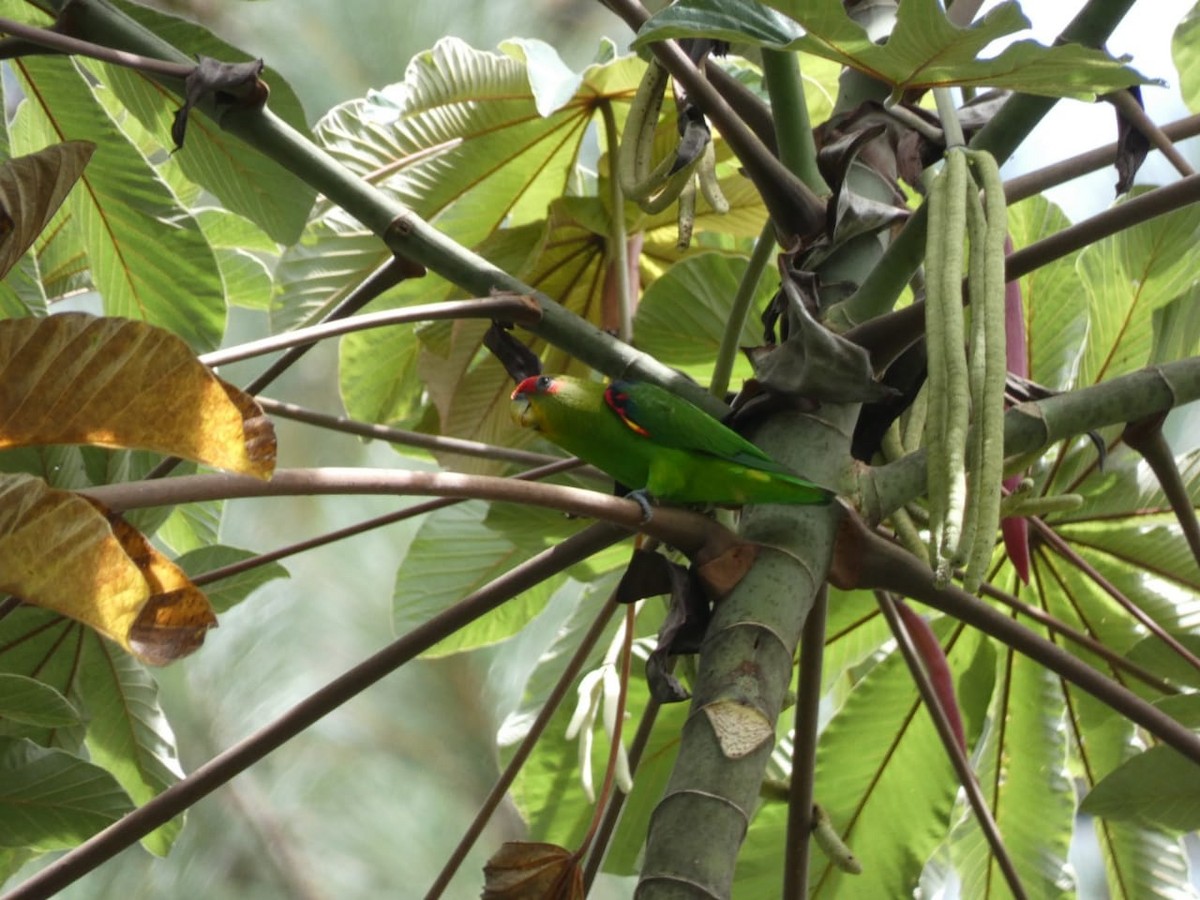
[0,313,275,478]
[0,142,94,281]
[483,842,583,900]
[98,507,218,665]
[695,541,759,599]
[617,549,709,703]
[172,57,268,150]
[0,474,216,665]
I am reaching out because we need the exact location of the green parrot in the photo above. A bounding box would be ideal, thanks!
[510,374,832,507]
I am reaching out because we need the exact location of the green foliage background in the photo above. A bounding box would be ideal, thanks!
[0,0,1197,898]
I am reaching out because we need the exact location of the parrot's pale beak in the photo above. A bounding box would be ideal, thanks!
[510,394,537,430]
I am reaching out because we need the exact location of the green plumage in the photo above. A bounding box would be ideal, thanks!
[510,374,831,506]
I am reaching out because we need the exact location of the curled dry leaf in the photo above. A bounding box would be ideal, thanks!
[0,313,275,478]
[695,541,759,599]
[0,141,95,281]
[483,841,583,900]
[0,474,216,665]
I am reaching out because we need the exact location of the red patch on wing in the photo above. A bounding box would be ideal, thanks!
[604,384,649,437]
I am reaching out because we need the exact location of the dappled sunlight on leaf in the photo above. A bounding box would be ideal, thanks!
[0,474,215,665]
[0,314,275,478]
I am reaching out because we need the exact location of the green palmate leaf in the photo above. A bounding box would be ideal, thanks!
[951,638,1075,898]
[175,545,289,613]
[91,0,315,244]
[275,38,643,326]
[392,502,580,656]
[634,252,769,385]
[0,255,48,319]
[819,587,888,700]
[338,221,541,426]
[1126,635,1200,692]
[636,0,1155,98]
[1173,2,1200,114]
[0,608,89,753]
[1082,739,1200,831]
[0,738,133,850]
[745,619,980,899]
[0,606,186,854]
[1077,186,1200,387]
[1007,196,1087,393]
[194,209,276,310]
[78,637,184,856]
[155,498,223,556]
[0,674,80,730]
[10,57,225,351]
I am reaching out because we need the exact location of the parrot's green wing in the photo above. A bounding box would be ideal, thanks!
[604,380,793,474]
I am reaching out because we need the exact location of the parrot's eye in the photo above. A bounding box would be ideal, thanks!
[536,375,553,392]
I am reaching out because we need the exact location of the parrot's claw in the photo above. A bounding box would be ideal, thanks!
[627,489,655,524]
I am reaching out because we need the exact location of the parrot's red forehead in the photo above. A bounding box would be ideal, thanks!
[511,375,558,399]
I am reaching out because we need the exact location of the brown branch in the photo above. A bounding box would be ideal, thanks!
[1122,413,1200,571]
[783,585,827,900]
[80,468,735,561]
[256,397,567,468]
[1005,112,1200,204]
[1107,90,1195,179]
[1030,516,1200,673]
[201,295,538,368]
[191,458,586,588]
[876,592,1027,900]
[0,14,190,77]
[424,596,621,898]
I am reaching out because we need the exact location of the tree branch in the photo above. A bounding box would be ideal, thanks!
[80,467,736,561]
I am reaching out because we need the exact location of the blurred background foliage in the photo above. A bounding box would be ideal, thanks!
[11,1,638,898]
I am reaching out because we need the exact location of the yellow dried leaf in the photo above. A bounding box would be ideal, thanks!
[0,142,95,281]
[0,474,216,665]
[0,313,275,478]
[483,842,583,900]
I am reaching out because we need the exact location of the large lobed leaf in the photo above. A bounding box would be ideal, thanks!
[9,53,225,351]
[637,0,1156,99]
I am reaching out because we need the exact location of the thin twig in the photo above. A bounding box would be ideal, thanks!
[1004,112,1200,204]
[191,458,587,588]
[423,595,621,898]
[0,15,190,78]
[876,592,1028,900]
[1107,90,1196,178]
[80,468,735,560]
[1030,517,1200,673]
[256,397,566,468]
[783,585,827,900]
[201,295,539,368]
[3,524,628,900]
[836,512,1200,765]
[146,257,419,481]
[975,578,1177,696]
